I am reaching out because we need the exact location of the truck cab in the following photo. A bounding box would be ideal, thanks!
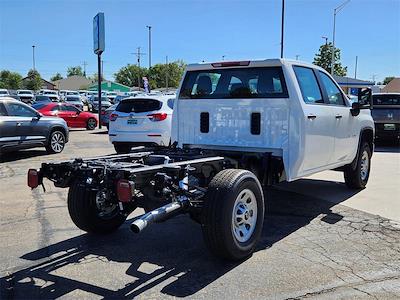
[172,59,374,181]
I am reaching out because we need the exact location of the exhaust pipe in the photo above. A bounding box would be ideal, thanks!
[131,201,183,233]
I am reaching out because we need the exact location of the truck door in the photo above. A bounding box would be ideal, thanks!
[293,66,335,173]
[318,71,357,164]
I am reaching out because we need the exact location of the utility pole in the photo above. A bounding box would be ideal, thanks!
[295,55,300,60]
[166,55,169,91]
[354,56,358,79]
[222,55,226,61]
[32,45,36,71]
[82,61,88,77]
[322,36,328,45]
[331,0,350,75]
[132,47,146,90]
[146,26,152,68]
[280,0,285,58]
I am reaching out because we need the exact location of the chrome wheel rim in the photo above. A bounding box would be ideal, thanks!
[232,189,258,243]
[88,118,96,129]
[360,150,369,181]
[51,132,64,153]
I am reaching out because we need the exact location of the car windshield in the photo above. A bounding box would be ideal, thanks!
[0,91,8,94]
[67,92,79,95]
[92,97,110,102]
[35,96,51,102]
[18,91,32,94]
[179,67,288,99]
[44,91,57,95]
[66,97,80,102]
[32,103,47,110]
[373,94,400,105]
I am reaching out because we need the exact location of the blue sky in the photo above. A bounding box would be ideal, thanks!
[1,0,399,83]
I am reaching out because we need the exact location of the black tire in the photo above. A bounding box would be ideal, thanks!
[86,118,97,130]
[114,143,131,154]
[45,130,66,154]
[344,142,371,189]
[67,181,127,234]
[201,169,264,261]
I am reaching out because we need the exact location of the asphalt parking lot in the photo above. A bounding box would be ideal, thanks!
[1,129,399,299]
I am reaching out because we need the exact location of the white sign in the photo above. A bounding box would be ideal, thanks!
[93,13,105,54]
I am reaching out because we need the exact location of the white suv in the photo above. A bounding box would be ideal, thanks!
[108,95,175,153]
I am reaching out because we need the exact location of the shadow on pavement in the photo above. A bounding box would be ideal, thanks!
[1,189,354,299]
[0,149,48,163]
[90,130,108,135]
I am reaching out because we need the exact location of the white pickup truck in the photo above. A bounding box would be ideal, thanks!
[28,59,374,260]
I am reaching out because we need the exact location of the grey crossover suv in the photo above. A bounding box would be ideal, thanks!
[0,98,69,154]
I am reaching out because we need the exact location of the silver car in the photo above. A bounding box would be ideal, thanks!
[0,98,69,154]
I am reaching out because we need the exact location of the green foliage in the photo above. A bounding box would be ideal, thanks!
[0,70,23,89]
[313,42,347,76]
[24,69,42,91]
[67,66,84,77]
[114,60,186,89]
[383,76,395,85]
[51,73,63,81]
[114,64,146,88]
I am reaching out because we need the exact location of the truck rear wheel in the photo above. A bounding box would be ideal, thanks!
[67,181,127,234]
[344,142,371,189]
[201,169,264,261]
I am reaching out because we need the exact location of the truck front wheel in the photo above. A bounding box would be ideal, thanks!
[344,142,371,189]
[201,169,265,261]
[67,181,127,234]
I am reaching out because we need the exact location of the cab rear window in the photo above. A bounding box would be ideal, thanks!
[179,67,288,99]
[116,98,162,113]
[373,94,400,105]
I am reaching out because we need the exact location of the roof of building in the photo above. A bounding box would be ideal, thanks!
[333,75,374,87]
[52,75,94,90]
[88,80,131,92]
[22,75,56,87]
[382,78,400,93]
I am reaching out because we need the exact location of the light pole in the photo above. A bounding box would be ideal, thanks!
[280,0,285,58]
[354,56,358,79]
[146,25,152,68]
[322,36,328,45]
[32,45,36,71]
[331,0,350,75]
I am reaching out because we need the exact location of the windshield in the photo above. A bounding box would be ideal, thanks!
[67,92,79,95]
[44,91,57,95]
[66,97,80,102]
[179,67,288,99]
[92,97,110,102]
[35,96,51,102]
[0,91,8,95]
[373,94,400,106]
[18,90,32,95]
[32,103,47,110]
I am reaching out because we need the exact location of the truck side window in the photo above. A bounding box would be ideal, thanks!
[293,66,323,104]
[319,71,345,106]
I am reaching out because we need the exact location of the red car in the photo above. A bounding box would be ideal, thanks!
[34,102,98,130]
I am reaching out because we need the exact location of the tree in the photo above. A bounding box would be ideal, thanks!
[67,66,84,77]
[313,42,347,76]
[114,64,147,88]
[23,69,42,91]
[149,60,186,89]
[51,73,63,81]
[114,60,186,89]
[0,70,23,89]
[383,76,395,85]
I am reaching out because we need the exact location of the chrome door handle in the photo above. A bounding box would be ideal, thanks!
[335,115,343,119]
[307,114,317,120]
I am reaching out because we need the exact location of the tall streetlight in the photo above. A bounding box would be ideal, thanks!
[331,0,350,75]
[146,25,152,68]
[280,0,285,58]
[322,36,328,45]
[32,45,36,71]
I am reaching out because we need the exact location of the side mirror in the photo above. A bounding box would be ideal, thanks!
[357,88,372,107]
[32,113,42,121]
[351,102,360,116]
